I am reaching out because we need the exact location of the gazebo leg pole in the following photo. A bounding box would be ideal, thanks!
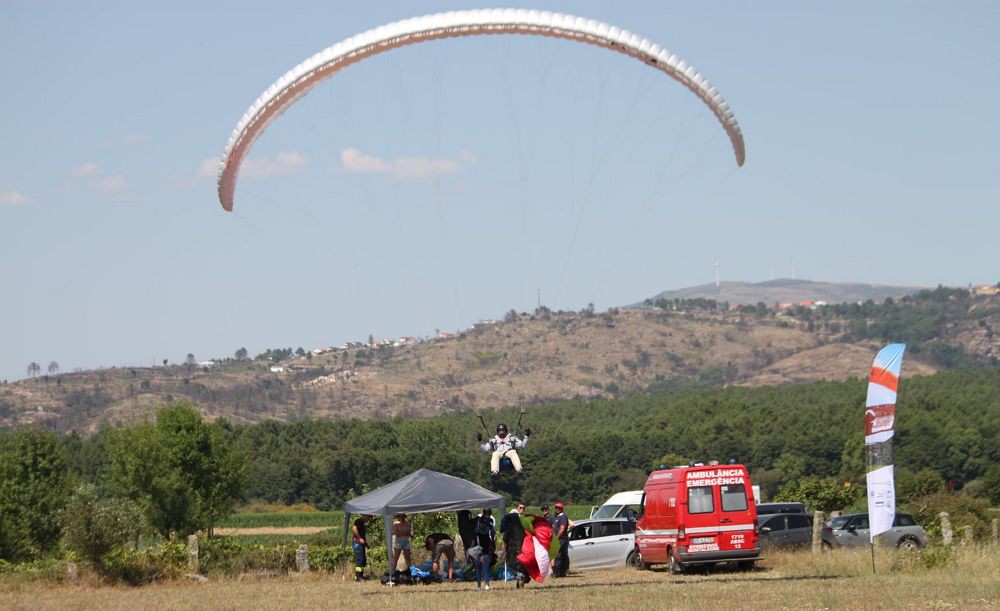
[385,512,394,585]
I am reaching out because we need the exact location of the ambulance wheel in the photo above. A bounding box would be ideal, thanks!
[628,549,648,570]
[668,548,684,574]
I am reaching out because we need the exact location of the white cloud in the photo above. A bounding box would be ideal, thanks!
[197,157,220,178]
[89,175,128,193]
[340,148,389,174]
[0,191,32,206]
[340,147,476,180]
[241,150,308,178]
[71,162,101,176]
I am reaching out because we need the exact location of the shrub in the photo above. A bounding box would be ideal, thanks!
[62,484,143,565]
[902,491,993,541]
[0,556,74,583]
[309,545,353,572]
[774,476,860,513]
[99,543,186,585]
[199,538,298,575]
[918,543,953,569]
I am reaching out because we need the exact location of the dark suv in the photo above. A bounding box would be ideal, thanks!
[757,512,813,548]
[822,513,927,550]
[756,502,808,516]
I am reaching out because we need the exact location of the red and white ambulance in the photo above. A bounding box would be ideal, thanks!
[634,462,761,572]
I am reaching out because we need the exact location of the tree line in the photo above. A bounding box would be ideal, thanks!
[3,368,998,564]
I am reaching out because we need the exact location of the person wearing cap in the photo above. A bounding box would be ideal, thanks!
[478,422,531,476]
[540,505,553,527]
[351,514,373,581]
[552,503,570,577]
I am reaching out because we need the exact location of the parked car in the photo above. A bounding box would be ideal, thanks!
[756,502,808,515]
[821,513,927,550]
[757,512,813,548]
[567,518,637,570]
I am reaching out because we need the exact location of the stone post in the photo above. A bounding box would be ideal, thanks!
[939,512,952,546]
[296,544,310,573]
[961,525,973,546]
[188,534,200,573]
[992,519,998,546]
[66,561,78,581]
[812,511,824,554]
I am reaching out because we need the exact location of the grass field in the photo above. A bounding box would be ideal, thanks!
[1,545,996,610]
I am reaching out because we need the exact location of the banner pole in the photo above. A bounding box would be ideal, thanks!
[870,542,876,574]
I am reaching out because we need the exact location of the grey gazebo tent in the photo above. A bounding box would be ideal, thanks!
[343,468,505,580]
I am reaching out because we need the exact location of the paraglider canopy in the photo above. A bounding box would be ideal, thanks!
[218,8,746,212]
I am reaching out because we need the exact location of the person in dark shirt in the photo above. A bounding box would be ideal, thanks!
[551,503,570,577]
[351,514,372,581]
[500,505,529,587]
[471,509,496,590]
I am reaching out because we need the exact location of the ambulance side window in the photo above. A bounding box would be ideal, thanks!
[721,483,748,512]
[688,486,714,514]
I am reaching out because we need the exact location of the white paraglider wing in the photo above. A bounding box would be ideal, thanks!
[217,8,746,211]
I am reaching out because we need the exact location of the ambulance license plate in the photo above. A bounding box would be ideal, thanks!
[692,537,714,544]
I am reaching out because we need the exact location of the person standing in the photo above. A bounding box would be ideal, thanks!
[552,502,570,577]
[425,532,457,581]
[499,503,531,587]
[540,505,553,527]
[351,514,372,581]
[472,508,496,591]
[391,513,412,572]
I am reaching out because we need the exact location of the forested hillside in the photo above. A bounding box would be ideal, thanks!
[54,368,1000,508]
[2,287,997,433]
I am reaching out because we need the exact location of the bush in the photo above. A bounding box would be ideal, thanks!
[896,468,945,502]
[918,543,953,569]
[62,484,143,565]
[199,538,298,575]
[0,556,74,583]
[99,543,186,585]
[902,491,993,541]
[774,476,860,513]
[309,545,353,572]
[981,464,1000,505]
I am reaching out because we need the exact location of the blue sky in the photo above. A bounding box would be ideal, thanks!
[2,1,997,381]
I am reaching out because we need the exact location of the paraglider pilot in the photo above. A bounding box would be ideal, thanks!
[478,423,530,476]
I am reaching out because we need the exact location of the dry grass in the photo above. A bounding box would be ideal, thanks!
[2,546,997,610]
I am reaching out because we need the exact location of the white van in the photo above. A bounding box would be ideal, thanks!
[590,490,643,520]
